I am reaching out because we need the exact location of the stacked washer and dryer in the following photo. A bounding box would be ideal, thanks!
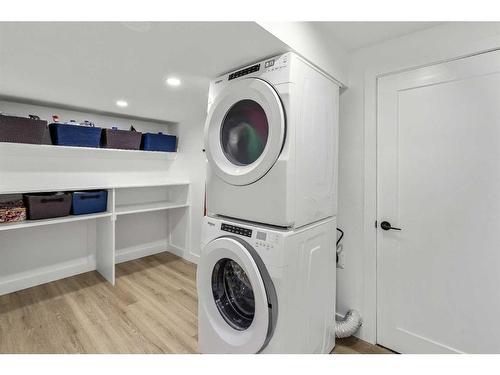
[197,52,340,354]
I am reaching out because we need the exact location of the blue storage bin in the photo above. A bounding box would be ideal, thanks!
[49,123,102,148]
[71,190,108,215]
[141,132,177,152]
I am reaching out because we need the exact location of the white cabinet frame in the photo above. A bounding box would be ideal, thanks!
[0,182,190,295]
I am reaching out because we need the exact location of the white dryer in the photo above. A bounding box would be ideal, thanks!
[197,215,336,354]
[204,52,339,228]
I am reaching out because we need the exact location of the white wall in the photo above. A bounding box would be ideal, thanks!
[257,22,349,86]
[337,22,500,343]
[0,100,169,134]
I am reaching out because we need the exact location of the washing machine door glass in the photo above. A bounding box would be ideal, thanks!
[212,258,255,330]
[198,236,278,353]
[205,78,285,186]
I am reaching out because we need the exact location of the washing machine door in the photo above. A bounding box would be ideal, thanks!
[204,78,286,186]
[197,236,278,353]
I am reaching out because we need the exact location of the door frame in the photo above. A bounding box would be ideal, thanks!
[357,24,500,345]
[374,48,500,353]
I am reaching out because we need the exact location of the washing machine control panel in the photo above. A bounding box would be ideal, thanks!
[219,221,278,250]
[255,230,277,250]
[221,223,252,238]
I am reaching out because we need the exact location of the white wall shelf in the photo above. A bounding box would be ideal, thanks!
[0,142,181,195]
[0,142,178,159]
[0,212,113,232]
[0,182,190,296]
[115,202,189,216]
[0,181,191,196]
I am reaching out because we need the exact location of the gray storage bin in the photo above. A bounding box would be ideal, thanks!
[23,192,72,220]
[101,128,142,150]
[0,115,48,144]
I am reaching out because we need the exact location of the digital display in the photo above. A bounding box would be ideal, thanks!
[221,223,252,237]
[256,231,267,241]
[264,59,275,68]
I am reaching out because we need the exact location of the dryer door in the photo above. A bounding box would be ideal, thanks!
[204,78,286,186]
[197,236,278,353]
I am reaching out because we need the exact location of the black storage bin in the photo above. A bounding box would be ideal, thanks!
[0,115,48,144]
[23,192,72,220]
[71,190,108,215]
[101,128,142,150]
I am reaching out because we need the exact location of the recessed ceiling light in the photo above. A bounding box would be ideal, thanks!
[116,100,128,108]
[166,77,181,87]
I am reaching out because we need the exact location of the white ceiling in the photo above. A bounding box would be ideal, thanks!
[313,22,440,51]
[0,22,441,124]
[0,22,289,123]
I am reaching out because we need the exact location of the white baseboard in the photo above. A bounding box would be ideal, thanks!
[187,252,200,265]
[0,255,96,296]
[115,240,170,264]
[168,245,199,265]
[0,242,194,296]
[115,241,195,265]
[165,243,184,258]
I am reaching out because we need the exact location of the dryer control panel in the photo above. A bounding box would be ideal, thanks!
[221,53,290,85]
[221,223,252,238]
[263,54,289,73]
[228,64,260,81]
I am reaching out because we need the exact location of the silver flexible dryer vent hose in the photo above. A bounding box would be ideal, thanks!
[335,310,362,338]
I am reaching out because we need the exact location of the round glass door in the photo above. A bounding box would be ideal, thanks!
[220,100,269,166]
[197,236,279,353]
[212,258,255,330]
[204,78,285,186]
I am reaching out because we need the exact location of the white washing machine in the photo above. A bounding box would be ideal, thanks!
[204,52,339,228]
[197,215,336,354]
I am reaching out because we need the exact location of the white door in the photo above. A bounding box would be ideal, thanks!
[377,49,500,354]
[204,78,285,186]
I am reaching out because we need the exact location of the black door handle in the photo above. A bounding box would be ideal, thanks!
[380,221,401,231]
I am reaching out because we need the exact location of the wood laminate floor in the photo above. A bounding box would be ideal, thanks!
[0,252,392,354]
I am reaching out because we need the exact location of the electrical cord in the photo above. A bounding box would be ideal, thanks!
[336,228,344,247]
[336,228,344,264]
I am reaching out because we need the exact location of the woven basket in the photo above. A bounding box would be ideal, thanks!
[0,200,27,224]
[0,115,48,144]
